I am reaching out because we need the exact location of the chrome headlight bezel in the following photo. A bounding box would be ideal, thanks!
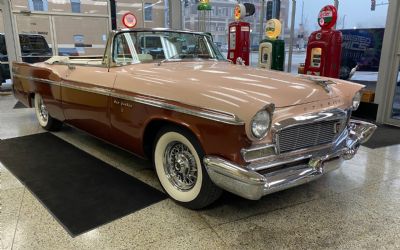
[250,109,273,140]
[352,91,362,110]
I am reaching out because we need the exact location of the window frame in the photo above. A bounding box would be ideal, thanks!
[70,0,81,13]
[28,0,48,12]
[144,3,153,22]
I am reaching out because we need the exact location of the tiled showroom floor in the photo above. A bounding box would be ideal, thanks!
[1,93,400,250]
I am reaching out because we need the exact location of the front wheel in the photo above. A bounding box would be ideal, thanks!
[34,93,63,131]
[154,127,222,209]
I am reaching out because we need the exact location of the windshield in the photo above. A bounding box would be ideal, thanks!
[112,31,225,65]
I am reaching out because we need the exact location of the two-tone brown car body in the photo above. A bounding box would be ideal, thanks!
[12,29,376,208]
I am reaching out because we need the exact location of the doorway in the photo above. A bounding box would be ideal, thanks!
[376,0,400,127]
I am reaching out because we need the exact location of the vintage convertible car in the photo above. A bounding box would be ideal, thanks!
[12,28,376,209]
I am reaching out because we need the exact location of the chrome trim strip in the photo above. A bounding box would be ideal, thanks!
[272,108,348,132]
[61,81,111,96]
[131,96,244,125]
[13,74,244,125]
[240,144,276,162]
[13,74,60,86]
[247,143,334,171]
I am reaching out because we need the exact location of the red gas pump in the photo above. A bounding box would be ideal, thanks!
[304,5,342,78]
[227,3,254,66]
[228,21,251,66]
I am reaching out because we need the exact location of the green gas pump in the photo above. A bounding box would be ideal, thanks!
[258,19,285,71]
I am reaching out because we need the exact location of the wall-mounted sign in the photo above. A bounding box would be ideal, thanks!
[317,5,338,30]
[265,19,282,39]
[122,12,137,28]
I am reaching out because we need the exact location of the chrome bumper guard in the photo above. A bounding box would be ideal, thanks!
[203,120,377,200]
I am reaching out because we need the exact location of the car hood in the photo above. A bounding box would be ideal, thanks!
[116,61,359,124]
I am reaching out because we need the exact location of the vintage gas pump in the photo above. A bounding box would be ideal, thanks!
[258,19,285,71]
[227,3,254,66]
[304,5,342,78]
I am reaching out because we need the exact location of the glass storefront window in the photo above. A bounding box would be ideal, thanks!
[53,16,109,56]
[0,10,10,85]
[15,14,53,63]
[183,0,278,66]
[116,0,167,29]
[12,0,108,15]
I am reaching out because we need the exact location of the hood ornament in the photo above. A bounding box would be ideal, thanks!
[300,75,336,93]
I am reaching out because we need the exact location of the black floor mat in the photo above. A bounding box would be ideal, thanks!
[13,101,27,109]
[0,133,166,236]
[362,125,400,149]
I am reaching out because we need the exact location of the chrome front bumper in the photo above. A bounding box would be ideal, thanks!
[203,120,377,200]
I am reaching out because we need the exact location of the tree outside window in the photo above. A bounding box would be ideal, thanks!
[144,3,153,21]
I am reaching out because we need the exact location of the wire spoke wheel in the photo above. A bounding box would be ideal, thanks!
[154,128,222,209]
[163,141,198,191]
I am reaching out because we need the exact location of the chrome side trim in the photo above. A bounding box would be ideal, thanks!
[14,75,59,86]
[132,96,244,125]
[61,81,111,96]
[13,74,244,125]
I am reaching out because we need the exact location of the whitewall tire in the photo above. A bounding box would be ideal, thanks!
[34,93,62,131]
[154,127,222,209]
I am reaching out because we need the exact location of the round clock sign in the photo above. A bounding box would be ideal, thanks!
[122,12,137,28]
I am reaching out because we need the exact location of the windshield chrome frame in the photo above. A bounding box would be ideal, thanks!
[104,28,224,69]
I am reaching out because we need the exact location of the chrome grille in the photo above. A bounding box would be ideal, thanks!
[277,120,341,154]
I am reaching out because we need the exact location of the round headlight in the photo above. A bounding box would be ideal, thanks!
[251,110,271,139]
[352,91,362,110]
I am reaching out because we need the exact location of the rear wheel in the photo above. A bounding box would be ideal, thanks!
[34,93,62,131]
[154,127,222,209]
